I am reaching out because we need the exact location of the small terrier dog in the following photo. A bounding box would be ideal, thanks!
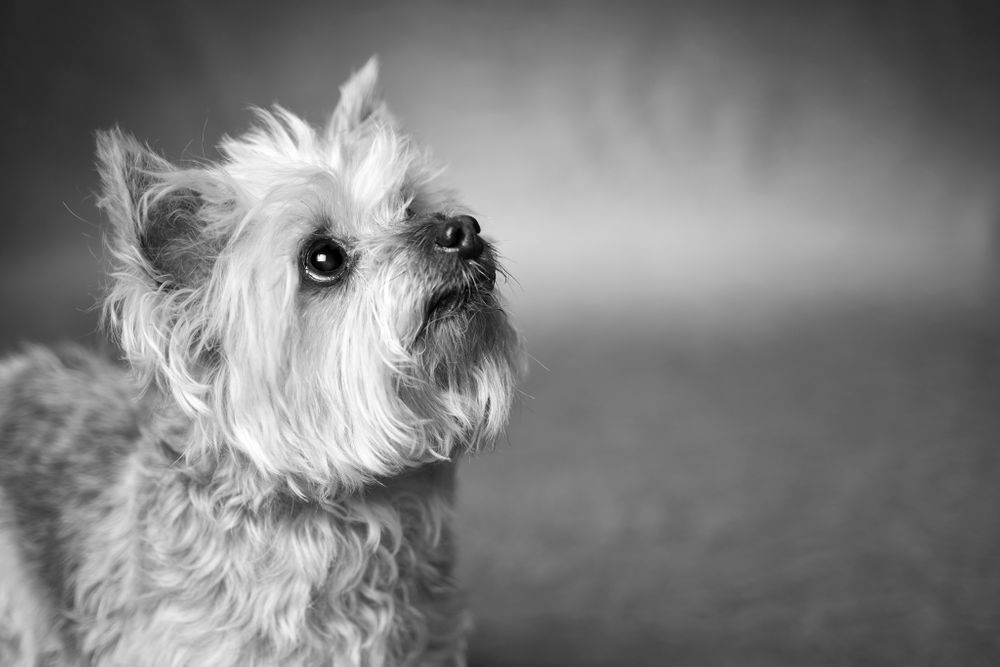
[0,58,521,666]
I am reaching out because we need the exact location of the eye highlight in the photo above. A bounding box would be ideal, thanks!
[302,238,348,285]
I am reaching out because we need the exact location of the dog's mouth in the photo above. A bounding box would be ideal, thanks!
[424,288,469,325]
[414,285,486,342]
[413,261,499,343]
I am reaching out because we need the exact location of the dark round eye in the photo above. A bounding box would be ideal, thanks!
[302,238,347,284]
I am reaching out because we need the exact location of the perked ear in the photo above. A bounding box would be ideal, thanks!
[96,129,219,288]
[326,56,385,137]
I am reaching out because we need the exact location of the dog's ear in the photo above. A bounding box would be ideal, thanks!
[96,129,224,288]
[326,56,385,137]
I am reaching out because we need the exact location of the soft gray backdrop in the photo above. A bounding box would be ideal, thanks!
[2,1,999,664]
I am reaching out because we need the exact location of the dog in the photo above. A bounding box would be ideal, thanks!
[0,57,522,666]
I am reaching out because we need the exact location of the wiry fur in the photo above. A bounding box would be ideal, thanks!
[0,58,521,666]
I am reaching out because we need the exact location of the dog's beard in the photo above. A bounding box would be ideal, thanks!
[396,283,519,453]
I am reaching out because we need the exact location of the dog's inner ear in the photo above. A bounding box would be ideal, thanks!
[99,130,224,290]
[141,188,217,288]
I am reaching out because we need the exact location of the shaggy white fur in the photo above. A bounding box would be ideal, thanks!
[0,58,521,666]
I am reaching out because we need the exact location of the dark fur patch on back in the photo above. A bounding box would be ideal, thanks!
[0,349,140,605]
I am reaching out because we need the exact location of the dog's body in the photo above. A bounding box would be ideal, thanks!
[0,347,465,666]
[0,59,520,666]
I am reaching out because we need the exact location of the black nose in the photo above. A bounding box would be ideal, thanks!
[435,215,483,260]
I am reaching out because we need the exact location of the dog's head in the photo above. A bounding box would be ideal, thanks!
[97,58,521,496]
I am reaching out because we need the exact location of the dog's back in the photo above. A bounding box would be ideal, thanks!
[0,346,141,665]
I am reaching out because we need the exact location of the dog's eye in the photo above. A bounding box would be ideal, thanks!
[302,239,347,284]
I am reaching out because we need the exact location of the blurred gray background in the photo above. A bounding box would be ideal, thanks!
[2,1,999,664]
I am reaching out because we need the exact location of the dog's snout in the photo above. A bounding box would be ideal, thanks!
[435,215,483,260]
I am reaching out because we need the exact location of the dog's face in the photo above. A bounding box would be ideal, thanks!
[97,59,521,495]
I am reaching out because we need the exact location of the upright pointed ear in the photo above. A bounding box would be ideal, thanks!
[326,56,385,137]
[96,129,223,289]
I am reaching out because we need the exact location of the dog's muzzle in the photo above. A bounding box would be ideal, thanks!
[409,214,501,340]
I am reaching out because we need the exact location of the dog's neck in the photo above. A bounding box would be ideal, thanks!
[146,402,455,513]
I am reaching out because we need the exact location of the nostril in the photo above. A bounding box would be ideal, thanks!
[436,222,462,248]
[435,215,483,259]
[456,214,480,235]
